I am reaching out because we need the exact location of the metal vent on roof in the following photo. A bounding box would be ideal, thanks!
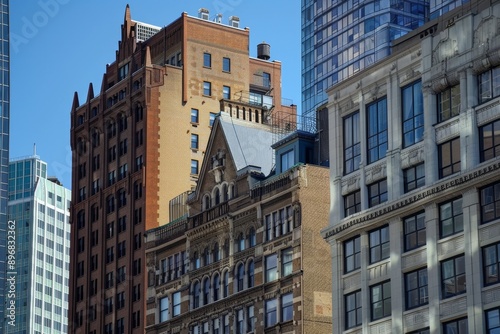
[198,8,209,20]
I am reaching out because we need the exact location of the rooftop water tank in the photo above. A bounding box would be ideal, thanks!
[257,42,270,60]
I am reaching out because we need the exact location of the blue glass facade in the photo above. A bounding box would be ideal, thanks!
[301,0,428,118]
[0,0,9,332]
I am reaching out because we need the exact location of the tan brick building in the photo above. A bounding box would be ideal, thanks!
[68,6,295,333]
[145,112,332,334]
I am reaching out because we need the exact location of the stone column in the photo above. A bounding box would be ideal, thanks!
[423,86,438,184]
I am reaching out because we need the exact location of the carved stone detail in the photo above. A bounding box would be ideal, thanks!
[435,117,460,143]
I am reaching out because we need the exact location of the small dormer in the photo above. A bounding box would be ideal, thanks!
[272,131,316,174]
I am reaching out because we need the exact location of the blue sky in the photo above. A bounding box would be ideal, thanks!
[10,0,301,189]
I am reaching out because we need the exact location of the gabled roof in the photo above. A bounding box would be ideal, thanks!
[218,112,274,177]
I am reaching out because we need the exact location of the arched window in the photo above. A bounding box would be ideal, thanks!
[214,188,221,205]
[229,184,236,199]
[248,227,256,248]
[247,260,255,288]
[192,282,200,309]
[237,233,245,252]
[236,263,244,292]
[213,273,220,302]
[204,247,210,266]
[213,243,220,262]
[223,270,230,298]
[203,277,210,305]
[203,194,210,211]
[222,184,228,202]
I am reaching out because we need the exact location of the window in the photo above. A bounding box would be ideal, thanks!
[370,281,391,321]
[191,160,199,175]
[368,179,387,207]
[236,264,244,292]
[344,112,360,174]
[479,65,500,103]
[367,98,388,164]
[439,197,463,238]
[404,211,426,251]
[441,254,466,298]
[438,137,460,178]
[247,305,255,332]
[282,292,293,322]
[437,85,460,122]
[443,317,468,334]
[402,80,423,148]
[248,227,256,247]
[222,57,230,72]
[192,282,200,309]
[209,112,217,126]
[344,236,361,273]
[487,307,500,333]
[203,81,211,96]
[480,181,500,224]
[191,134,199,150]
[282,248,293,277]
[369,225,389,264]
[344,190,361,217]
[213,274,220,301]
[265,298,277,327]
[247,260,254,288]
[480,119,500,162]
[116,292,125,309]
[203,52,211,67]
[263,72,271,88]
[172,292,181,317]
[223,270,229,298]
[483,241,500,286]
[265,254,278,282]
[281,150,294,171]
[191,108,199,123]
[404,163,425,193]
[345,290,362,329]
[236,309,244,333]
[203,278,210,305]
[222,85,230,99]
[405,268,428,309]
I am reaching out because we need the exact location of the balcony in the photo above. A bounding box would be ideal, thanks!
[190,202,230,228]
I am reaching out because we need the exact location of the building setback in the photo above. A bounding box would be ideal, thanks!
[322,0,500,333]
[7,155,71,334]
[145,112,331,334]
[69,6,295,334]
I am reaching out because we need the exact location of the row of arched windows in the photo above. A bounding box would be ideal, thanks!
[192,240,229,270]
[191,259,255,310]
[202,182,236,211]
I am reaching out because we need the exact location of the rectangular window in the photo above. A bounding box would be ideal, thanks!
[483,241,500,286]
[265,254,278,282]
[437,85,460,122]
[160,296,169,322]
[344,190,361,217]
[247,305,255,332]
[480,181,500,224]
[263,72,271,88]
[443,317,468,334]
[344,236,361,273]
[282,292,293,322]
[203,52,211,68]
[438,137,460,178]
[479,66,500,103]
[367,98,388,164]
[344,112,360,174]
[405,267,428,309]
[403,211,426,251]
[191,108,199,123]
[222,57,230,72]
[480,119,500,162]
[441,254,466,298]
[222,85,230,99]
[370,281,391,321]
[487,307,500,333]
[191,134,199,150]
[203,81,211,96]
[265,298,277,327]
[439,197,463,238]
[191,160,199,175]
[368,179,387,207]
[282,248,293,277]
[209,112,217,126]
[402,80,423,148]
[345,290,362,329]
[172,292,181,316]
[281,150,294,171]
[404,163,425,193]
[369,225,390,263]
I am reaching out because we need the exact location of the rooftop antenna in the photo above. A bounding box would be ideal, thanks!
[33,143,36,156]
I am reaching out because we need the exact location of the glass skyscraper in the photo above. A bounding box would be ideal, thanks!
[0,0,10,331]
[301,0,429,118]
[6,156,71,334]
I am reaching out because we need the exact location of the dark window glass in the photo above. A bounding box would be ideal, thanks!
[367,98,388,164]
[480,181,500,224]
[439,197,463,238]
[344,190,361,217]
[441,255,466,298]
[404,163,425,193]
[369,225,390,264]
[344,112,360,174]
[404,211,426,251]
[368,179,387,207]
[482,242,500,286]
[480,119,500,162]
[370,281,391,321]
[344,236,361,273]
[438,137,460,178]
[437,85,460,122]
[345,290,362,329]
[402,80,423,148]
[405,268,428,309]
[443,317,468,334]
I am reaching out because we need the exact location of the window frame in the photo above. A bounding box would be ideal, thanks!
[479,66,500,104]
[344,190,361,217]
[366,97,388,164]
[265,298,277,327]
[282,248,293,277]
[370,281,391,321]
[441,254,466,299]
[203,81,212,96]
[191,134,199,150]
[369,225,390,264]
[479,119,500,162]
[345,290,362,329]
[343,112,361,175]
[402,80,424,148]
[403,211,426,252]
[438,137,461,179]
[265,253,278,282]
[486,307,500,333]
[281,292,293,322]
[191,108,199,124]
[439,197,463,239]
[203,52,211,68]
[482,241,500,286]
[344,236,361,274]
[403,163,425,193]
[191,159,199,175]
[222,85,230,99]
[442,317,468,334]
[480,181,500,224]
[437,85,460,123]
[222,57,230,72]
[404,267,428,310]
[368,178,388,208]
